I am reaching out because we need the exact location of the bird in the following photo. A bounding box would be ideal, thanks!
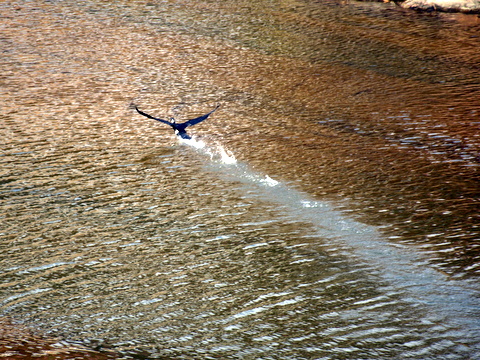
[134,104,220,140]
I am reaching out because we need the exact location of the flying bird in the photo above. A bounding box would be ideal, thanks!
[134,104,220,140]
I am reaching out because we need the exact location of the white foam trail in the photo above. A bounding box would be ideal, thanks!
[241,173,280,187]
[262,175,279,187]
[218,147,237,165]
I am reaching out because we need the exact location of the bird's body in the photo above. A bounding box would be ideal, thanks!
[135,105,220,140]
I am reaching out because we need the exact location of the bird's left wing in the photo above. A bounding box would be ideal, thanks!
[183,104,220,128]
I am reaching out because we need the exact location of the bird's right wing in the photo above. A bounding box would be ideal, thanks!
[135,106,172,126]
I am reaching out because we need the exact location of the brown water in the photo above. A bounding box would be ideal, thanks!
[1,0,479,358]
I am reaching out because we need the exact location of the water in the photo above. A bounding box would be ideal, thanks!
[1,0,479,358]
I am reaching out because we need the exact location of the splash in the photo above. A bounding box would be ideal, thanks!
[180,136,237,165]
[180,136,282,188]
[180,137,206,150]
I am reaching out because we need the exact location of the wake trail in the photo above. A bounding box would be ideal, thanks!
[180,136,480,346]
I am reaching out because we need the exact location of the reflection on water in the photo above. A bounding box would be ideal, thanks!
[1,0,479,358]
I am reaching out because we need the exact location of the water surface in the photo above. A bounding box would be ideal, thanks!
[1,0,479,358]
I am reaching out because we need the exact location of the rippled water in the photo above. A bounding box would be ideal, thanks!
[1,0,479,358]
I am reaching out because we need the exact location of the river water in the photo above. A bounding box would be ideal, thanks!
[1,0,479,358]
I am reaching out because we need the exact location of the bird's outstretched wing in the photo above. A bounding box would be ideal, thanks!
[135,106,173,126]
[182,104,220,128]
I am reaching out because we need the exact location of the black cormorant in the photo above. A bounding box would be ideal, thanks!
[134,104,220,140]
